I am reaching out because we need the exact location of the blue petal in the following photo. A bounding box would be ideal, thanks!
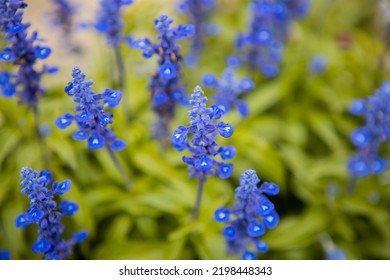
[61,201,79,216]
[32,238,51,254]
[15,214,30,228]
[217,163,233,179]
[110,139,127,151]
[72,230,88,243]
[34,47,51,59]
[214,207,230,222]
[217,122,234,138]
[56,180,72,195]
[88,134,105,150]
[247,220,266,237]
[72,130,89,141]
[56,116,73,129]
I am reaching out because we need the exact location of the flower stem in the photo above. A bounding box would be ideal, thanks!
[114,46,125,89]
[191,175,206,220]
[105,145,132,190]
[32,104,48,168]
[346,176,357,194]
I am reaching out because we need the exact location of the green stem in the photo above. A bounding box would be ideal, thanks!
[32,104,48,168]
[191,176,206,220]
[346,176,357,194]
[105,145,132,190]
[114,46,132,120]
[114,46,125,89]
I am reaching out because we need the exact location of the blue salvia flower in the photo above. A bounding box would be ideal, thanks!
[0,0,56,106]
[348,82,390,177]
[236,0,311,77]
[95,0,133,47]
[172,86,235,180]
[177,0,217,66]
[51,0,76,38]
[15,167,88,260]
[215,169,280,260]
[172,86,234,218]
[202,68,254,118]
[128,14,194,140]
[56,67,126,151]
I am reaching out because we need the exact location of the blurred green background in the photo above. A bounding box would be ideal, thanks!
[1,0,390,260]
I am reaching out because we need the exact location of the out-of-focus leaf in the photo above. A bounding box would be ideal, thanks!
[265,209,330,250]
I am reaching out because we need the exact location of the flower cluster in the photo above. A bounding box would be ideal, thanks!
[51,0,76,37]
[0,0,56,106]
[56,67,126,151]
[215,169,279,260]
[15,167,87,260]
[171,86,235,179]
[202,68,254,118]
[95,0,133,47]
[236,0,311,77]
[348,82,390,177]
[177,0,217,66]
[128,14,194,139]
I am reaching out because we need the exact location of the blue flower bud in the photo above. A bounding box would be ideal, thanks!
[263,210,279,229]
[61,201,79,216]
[56,180,72,195]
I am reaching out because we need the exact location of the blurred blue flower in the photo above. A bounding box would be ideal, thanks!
[348,82,390,177]
[95,0,133,47]
[309,54,328,75]
[326,247,347,260]
[202,68,254,117]
[215,169,280,260]
[128,14,194,140]
[51,0,76,37]
[237,0,311,77]
[0,0,55,106]
[15,167,88,260]
[177,0,217,66]
[56,67,126,151]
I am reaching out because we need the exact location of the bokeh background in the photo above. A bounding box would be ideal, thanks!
[1,0,390,260]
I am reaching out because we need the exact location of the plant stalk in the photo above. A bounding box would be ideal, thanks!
[105,144,132,190]
[191,176,206,220]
